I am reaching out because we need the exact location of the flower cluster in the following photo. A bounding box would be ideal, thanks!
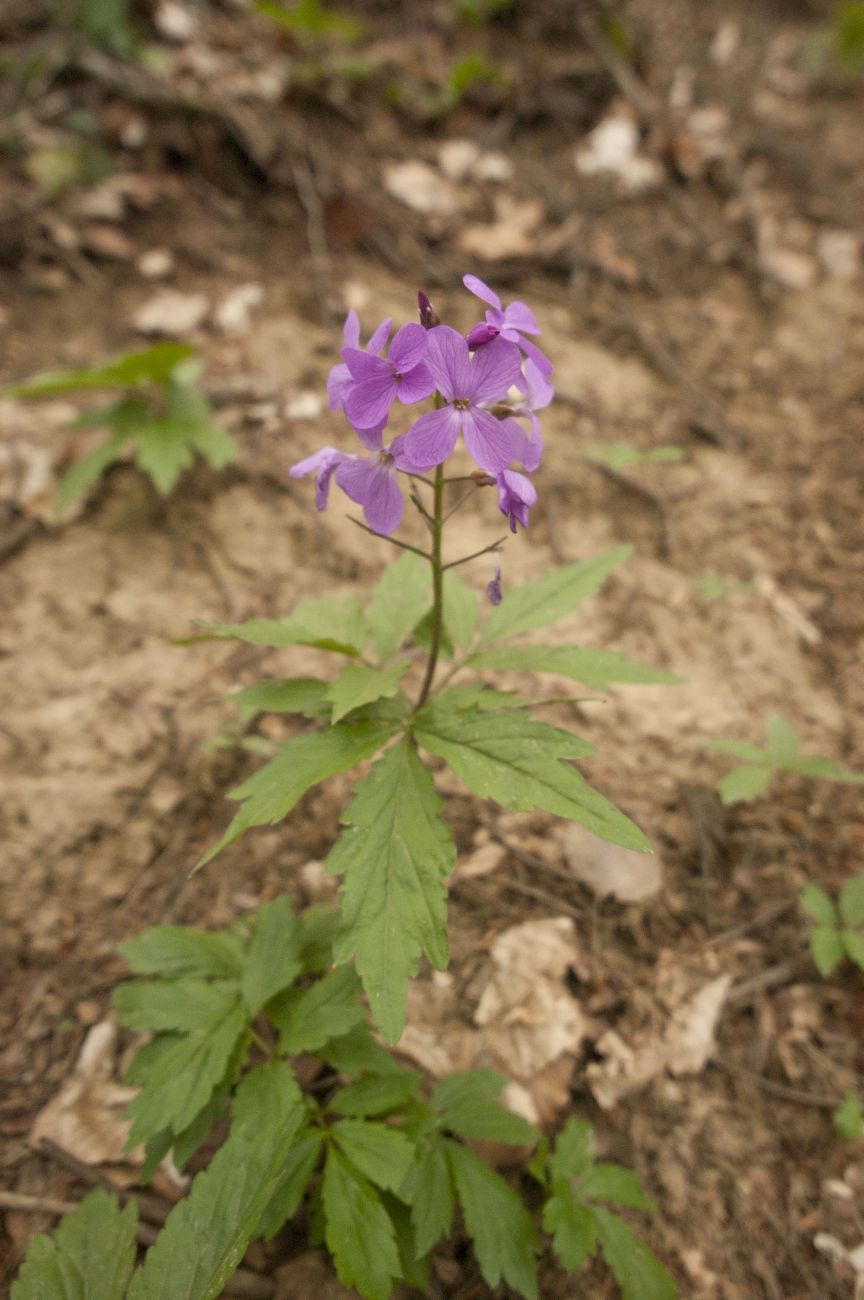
[290,275,553,537]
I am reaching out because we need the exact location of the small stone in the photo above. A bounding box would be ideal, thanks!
[133,289,209,335]
[137,248,175,279]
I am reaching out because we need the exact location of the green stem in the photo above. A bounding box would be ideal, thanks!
[348,516,430,560]
[414,463,445,711]
[442,535,508,571]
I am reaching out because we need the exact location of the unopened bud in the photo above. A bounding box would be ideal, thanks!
[486,562,503,606]
[470,470,496,485]
[418,290,440,329]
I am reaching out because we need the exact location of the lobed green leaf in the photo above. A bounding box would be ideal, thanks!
[550,1117,596,1182]
[256,1128,323,1241]
[329,1072,420,1118]
[543,1191,597,1273]
[579,1163,655,1211]
[12,1188,137,1300]
[241,896,303,1016]
[187,592,366,656]
[5,342,195,398]
[445,1140,540,1300]
[270,964,365,1053]
[592,1207,677,1300]
[332,1119,416,1195]
[365,552,431,661]
[113,977,239,1034]
[402,1141,454,1257]
[470,644,680,689]
[325,660,410,723]
[119,926,245,979]
[322,1148,401,1300]
[230,678,331,722]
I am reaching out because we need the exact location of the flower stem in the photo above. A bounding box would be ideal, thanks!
[414,462,445,711]
[442,535,508,571]
[347,517,430,560]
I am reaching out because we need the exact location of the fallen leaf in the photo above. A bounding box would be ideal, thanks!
[382,159,462,218]
[215,283,264,334]
[574,103,664,193]
[133,289,209,335]
[457,196,544,261]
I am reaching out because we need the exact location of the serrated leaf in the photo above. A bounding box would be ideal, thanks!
[592,1207,677,1300]
[231,678,331,722]
[314,1023,404,1077]
[113,977,240,1033]
[443,571,481,648]
[128,1062,305,1300]
[271,964,365,1053]
[834,1090,864,1141]
[764,712,800,761]
[328,737,455,1042]
[415,702,650,853]
[431,1068,505,1111]
[439,1101,540,1145]
[329,1073,419,1117]
[332,1118,416,1194]
[123,1035,179,1088]
[550,1117,595,1182]
[242,896,303,1016]
[187,593,366,656]
[6,342,195,398]
[12,1188,137,1300]
[716,764,773,805]
[543,1191,597,1272]
[326,660,411,723]
[55,426,136,513]
[579,1164,655,1210]
[842,930,864,968]
[478,546,632,646]
[381,1192,430,1292]
[470,644,681,689]
[257,1128,323,1241]
[800,883,837,927]
[120,927,245,979]
[810,925,845,976]
[446,1140,540,1300]
[171,1082,232,1171]
[402,1141,454,1256]
[198,716,398,867]
[366,552,431,661]
[135,415,196,495]
[125,998,248,1147]
[322,1148,401,1300]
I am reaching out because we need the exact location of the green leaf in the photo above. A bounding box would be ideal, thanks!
[297,904,341,973]
[543,1191,597,1273]
[842,930,864,968]
[329,1073,419,1117]
[326,660,411,723]
[315,1023,404,1077]
[125,999,248,1147]
[332,1119,416,1195]
[584,442,684,470]
[439,1101,540,1145]
[834,1090,864,1141]
[432,683,529,711]
[550,1117,596,1182]
[242,896,303,1016]
[800,883,838,927]
[415,702,651,853]
[12,1188,137,1300]
[381,1192,430,1292]
[764,712,801,761]
[55,426,136,513]
[128,1062,305,1300]
[198,716,398,867]
[6,343,195,398]
[579,1164,655,1210]
[478,546,632,646]
[592,1207,677,1300]
[113,978,240,1033]
[366,552,431,661]
[810,925,845,976]
[443,571,481,648]
[119,927,245,979]
[470,644,681,689]
[431,1068,505,1111]
[135,415,196,495]
[230,678,331,722]
[257,1128,323,1241]
[402,1141,454,1256]
[168,377,235,469]
[446,1140,540,1300]
[187,593,366,656]
[716,765,773,805]
[783,754,864,782]
[703,738,768,761]
[327,737,455,1042]
[271,964,365,1053]
[322,1148,401,1300]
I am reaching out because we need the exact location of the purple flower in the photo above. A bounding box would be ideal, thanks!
[342,323,435,434]
[497,469,536,533]
[486,562,503,606]
[500,358,553,473]
[327,311,391,448]
[464,274,553,377]
[401,326,522,474]
[290,437,412,536]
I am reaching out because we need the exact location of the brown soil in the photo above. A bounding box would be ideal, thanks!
[1,1,863,1296]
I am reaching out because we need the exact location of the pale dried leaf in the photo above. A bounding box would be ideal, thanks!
[133,290,210,335]
[382,160,462,217]
[457,196,544,261]
[562,822,662,902]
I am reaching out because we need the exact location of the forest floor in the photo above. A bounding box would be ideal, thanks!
[1,1,863,1296]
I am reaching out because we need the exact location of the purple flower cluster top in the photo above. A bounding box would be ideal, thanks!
[290,275,553,537]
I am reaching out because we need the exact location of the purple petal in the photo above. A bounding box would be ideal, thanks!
[335,457,404,535]
[343,348,390,382]
[497,468,537,532]
[395,361,435,406]
[344,371,397,431]
[388,322,428,374]
[426,326,472,401]
[326,361,351,412]
[290,446,348,511]
[471,337,523,407]
[463,273,502,311]
[467,321,500,348]
[521,358,554,410]
[499,416,542,473]
[462,407,516,474]
[401,406,461,471]
[342,310,360,349]
[502,301,541,335]
[354,425,385,452]
[518,336,554,377]
[365,317,392,356]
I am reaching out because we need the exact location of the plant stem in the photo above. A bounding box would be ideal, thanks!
[348,517,430,559]
[414,463,445,711]
[442,535,508,571]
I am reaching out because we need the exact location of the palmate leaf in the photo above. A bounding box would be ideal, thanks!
[270,964,365,1053]
[322,1148,401,1300]
[445,1140,540,1300]
[327,737,456,1043]
[592,1207,677,1300]
[329,1072,420,1117]
[256,1128,323,1241]
[477,545,632,646]
[231,678,331,722]
[415,698,650,853]
[198,715,398,867]
[402,1141,454,1257]
[331,1119,416,1195]
[365,552,431,661]
[5,342,195,398]
[326,660,410,723]
[119,926,245,979]
[579,1164,655,1211]
[113,977,239,1034]
[543,1191,597,1273]
[12,1188,137,1300]
[128,1062,305,1300]
[469,644,681,689]
[187,592,366,656]
[168,377,236,470]
[241,896,303,1016]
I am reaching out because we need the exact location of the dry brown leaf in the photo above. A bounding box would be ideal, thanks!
[562,822,662,902]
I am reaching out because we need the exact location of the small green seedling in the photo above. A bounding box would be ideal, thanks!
[584,442,685,471]
[801,874,864,976]
[691,571,753,602]
[834,1090,864,1140]
[705,712,864,805]
[255,0,364,42]
[5,343,236,512]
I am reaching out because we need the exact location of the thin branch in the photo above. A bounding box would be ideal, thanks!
[442,537,508,571]
[347,517,430,559]
[443,484,482,523]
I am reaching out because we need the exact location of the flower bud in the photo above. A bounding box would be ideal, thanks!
[486,562,503,606]
[418,290,440,330]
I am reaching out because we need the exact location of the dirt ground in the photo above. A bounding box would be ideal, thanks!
[1,1,863,1296]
